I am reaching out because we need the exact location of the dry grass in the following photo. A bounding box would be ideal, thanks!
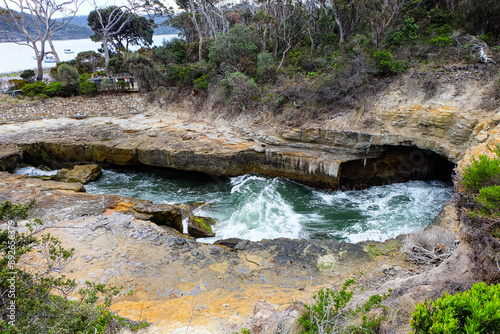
[401,227,459,266]
[0,94,23,104]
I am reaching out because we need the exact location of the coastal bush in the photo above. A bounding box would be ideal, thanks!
[392,18,419,46]
[194,73,210,89]
[75,51,105,74]
[372,51,408,75]
[298,277,390,333]
[0,202,147,333]
[43,81,64,97]
[154,38,188,65]
[401,227,459,266]
[410,282,500,333]
[0,198,36,221]
[209,24,259,72]
[79,80,98,95]
[461,146,500,194]
[19,69,36,84]
[21,81,47,97]
[7,79,26,91]
[57,64,80,87]
[219,71,258,111]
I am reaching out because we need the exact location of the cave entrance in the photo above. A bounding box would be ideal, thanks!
[338,146,456,190]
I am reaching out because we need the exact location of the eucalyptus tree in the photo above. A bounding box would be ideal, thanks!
[362,0,413,49]
[0,0,82,80]
[88,0,168,67]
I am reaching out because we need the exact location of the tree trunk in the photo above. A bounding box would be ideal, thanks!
[198,35,203,62]
[333,10,345,43]
[47,38,60,63]
[261,26,268,54]
[103,34,110,68]
[36,43,45,81]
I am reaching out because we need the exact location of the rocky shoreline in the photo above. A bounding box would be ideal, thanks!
[0,71,499,332]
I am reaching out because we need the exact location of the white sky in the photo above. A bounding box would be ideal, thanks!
[2,0,179,17]
[77,0,179,16]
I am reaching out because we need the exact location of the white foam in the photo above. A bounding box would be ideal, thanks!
[13,166,58,176]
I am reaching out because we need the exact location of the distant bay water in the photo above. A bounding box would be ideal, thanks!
[0,34,177,74]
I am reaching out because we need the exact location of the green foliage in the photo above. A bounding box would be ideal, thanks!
[43,81,64,97]
[410,282,500,333]
[429,9,456,26]
[19,69,36,84]
[21,81,47,97]
[392,18,419,46]
[124,53,165,92]
[0,206,147,333]
[79,80,98,95]
[88,6,154,52]
[57,64,81,87]
[372,51,408,75]
[0,199,36,221]
[154,38,188,65]
[75,51,105,74]
[80,73,92,83]
[233,328,251,334]
[194,73,209,89]
[430,36,453,48]
[298,277,389,333]
[256,52,276,83]
[472,185,500,218]
[461,147,500,193]
[219,71,258,111]
[165,63,207,88]
[7,79,26,91]
[209,24,259,72]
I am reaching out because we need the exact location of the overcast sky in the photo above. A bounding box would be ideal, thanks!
[76,0,179,16]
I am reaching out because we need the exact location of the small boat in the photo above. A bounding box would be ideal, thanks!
[44,55,56,63]
[64,49,74,54]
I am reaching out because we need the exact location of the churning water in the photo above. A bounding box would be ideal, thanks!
[84,168,454,243]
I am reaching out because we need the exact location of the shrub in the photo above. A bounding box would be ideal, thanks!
[461,146,500,193]
[256,52,277,83]
[372,51,409,75]
[7,79,26,91]
[471,185,500,219]
[219,71,258,111]
[21,81,47,97]
[209,24,259,71]
[392,18,419,46]
[0,202,147,333]
[124,53,166,92]
[79,80,98,95]
[57,63,80,86]
[401,227,459,266]
[19,69,37,84]
[298,277,390,334]
[0,198,36,221]
[194,73,209,89]
[430,36,453,48]
[154,38,188,65]
[43,81,64,97]
[410,282,500,333]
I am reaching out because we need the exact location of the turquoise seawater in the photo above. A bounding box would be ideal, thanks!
[84,168,454,243]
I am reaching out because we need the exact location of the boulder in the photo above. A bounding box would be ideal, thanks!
[188,215,216,238]
[214,238,245,249]
[0,144,22,171]
[54,164,103,184]
[133,202,184,233]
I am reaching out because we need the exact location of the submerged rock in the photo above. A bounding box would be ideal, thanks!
[54,164,103,184]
